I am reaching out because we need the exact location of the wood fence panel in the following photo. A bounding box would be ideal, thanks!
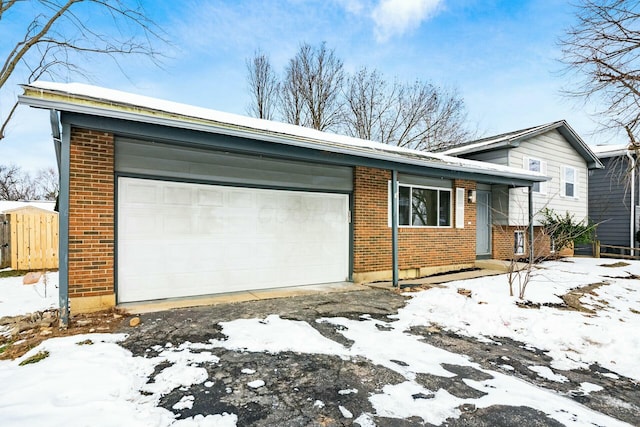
[9,212,59,270]
[595,241,640,261]
[0,214,9,269]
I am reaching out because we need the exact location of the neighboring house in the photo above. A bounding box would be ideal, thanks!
[442,121,603,260]
[588,144,640,254]
[0,201,58,270]
[18,82,545,315]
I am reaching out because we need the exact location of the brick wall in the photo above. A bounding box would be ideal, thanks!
[353,166,477,275]
[492,225,552,260]
[68,128,115,300]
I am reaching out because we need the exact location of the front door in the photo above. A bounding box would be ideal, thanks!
[476,190,492,258]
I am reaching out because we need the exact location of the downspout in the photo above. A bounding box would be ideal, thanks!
[50,110,69,327]
[391,170,399,287]
[528,185,534,265]
[49,110,61,170]
[626,150,636,254]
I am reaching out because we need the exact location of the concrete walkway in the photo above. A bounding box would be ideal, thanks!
[120,260,528,314]
[367,259,528,290]
[119,282,364,314]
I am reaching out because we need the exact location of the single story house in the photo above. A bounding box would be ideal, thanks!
[441,121,603,259]
[588,144,639,254]
[18,81,546,316]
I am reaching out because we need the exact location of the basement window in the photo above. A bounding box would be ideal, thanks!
[514,230,525,255]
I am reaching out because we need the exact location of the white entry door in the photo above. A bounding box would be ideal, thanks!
[117,178,349,303]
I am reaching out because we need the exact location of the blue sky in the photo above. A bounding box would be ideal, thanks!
[0,0,614,174]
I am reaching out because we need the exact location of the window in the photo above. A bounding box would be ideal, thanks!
[396,184,451,227]
[528,159,541,192]
[524,157,546,193]
[562,166,576,198]
[514,230,525,255]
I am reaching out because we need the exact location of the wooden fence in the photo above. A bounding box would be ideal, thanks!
[593,241,640,260]
[0,211,59,270]
[0,214,9,268]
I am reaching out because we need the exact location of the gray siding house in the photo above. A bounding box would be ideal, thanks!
[589,144,640,252]
[442,121,603,259]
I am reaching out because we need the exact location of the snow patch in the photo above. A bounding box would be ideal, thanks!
[247,380,265,389]
[528,365,568,383]
[338,405,353,419]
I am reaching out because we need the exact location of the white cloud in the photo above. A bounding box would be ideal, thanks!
[372,0,443,41]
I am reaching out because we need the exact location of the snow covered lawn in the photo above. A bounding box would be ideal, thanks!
[0,270,58,317]
[0,258,639,426]
[394,258,640,380]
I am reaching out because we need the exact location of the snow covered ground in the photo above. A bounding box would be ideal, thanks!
[0,270,58,317]
[1,258,639,426]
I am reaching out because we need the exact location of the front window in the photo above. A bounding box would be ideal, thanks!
[398,184,451,227]
[563,166,576,197]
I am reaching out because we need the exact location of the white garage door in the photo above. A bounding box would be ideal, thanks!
[117,178,349,303]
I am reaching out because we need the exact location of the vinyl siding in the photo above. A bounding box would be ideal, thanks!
[508,129,589,226]
[589,156,632,246]
[460,149,510,166]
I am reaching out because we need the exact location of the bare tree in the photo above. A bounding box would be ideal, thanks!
[1,0,166,139]
[0,164,36,200]
[343,67,400,142]
[0,164,58,200]
[35,167,59,200]
[343,69,473,150]
[282,42,345,131]
[246,43,473,150]
[560,0,640,144]
[280,59,306,126]
[245,50,279,120]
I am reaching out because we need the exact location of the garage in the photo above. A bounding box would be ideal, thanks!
[116,138,353,303]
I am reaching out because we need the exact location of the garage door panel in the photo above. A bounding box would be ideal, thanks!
[118,178,349,303]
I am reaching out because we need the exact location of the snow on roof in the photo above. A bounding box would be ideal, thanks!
[0,201,56,214]
[442,122,559,156]
[20,81,547,183]
[591,143,632,158]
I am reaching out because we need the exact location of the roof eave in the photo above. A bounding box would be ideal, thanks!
[18,88,546,185]
[554,122,604,169]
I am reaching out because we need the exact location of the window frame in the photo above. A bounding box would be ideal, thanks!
[561,165,577,198]
[523,157,547,194]
[392,183,453,228]
[514,230,526,255]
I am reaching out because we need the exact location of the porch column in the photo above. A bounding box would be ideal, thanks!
[528,185,534,264]
[391,170,399,287]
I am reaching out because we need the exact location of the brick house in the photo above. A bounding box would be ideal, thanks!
[19,82,545,315]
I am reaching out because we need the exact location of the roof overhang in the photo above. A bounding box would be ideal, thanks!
[18,82,548,187]
[445,120,604,170]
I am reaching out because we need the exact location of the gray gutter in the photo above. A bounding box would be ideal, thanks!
[18,94,547,187]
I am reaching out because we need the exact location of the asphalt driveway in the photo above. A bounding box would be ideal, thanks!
[119,288,639,426]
